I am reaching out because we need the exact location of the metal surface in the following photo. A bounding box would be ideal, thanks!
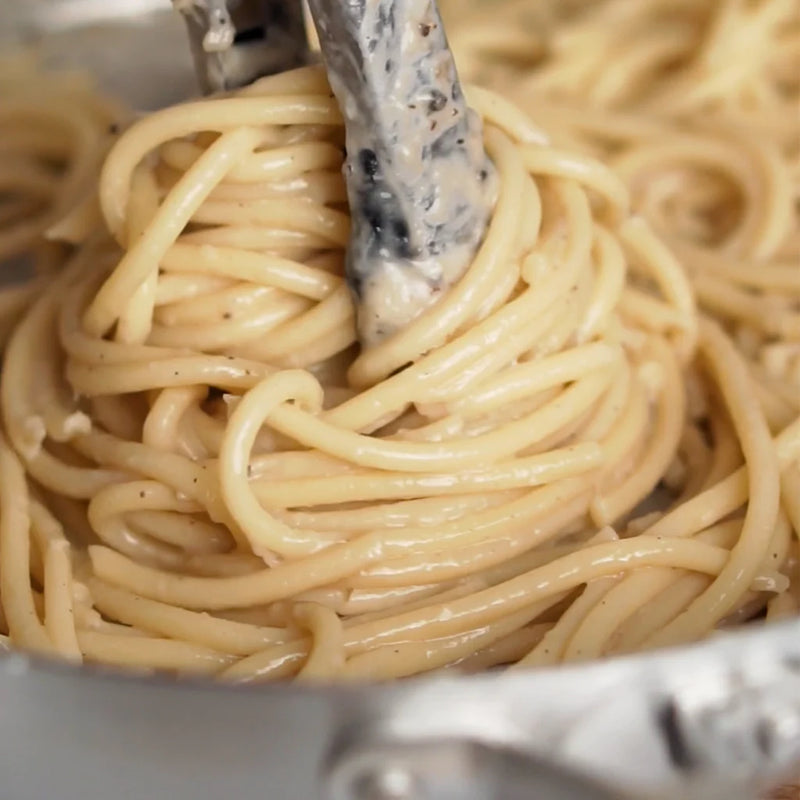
[1,620,800,799]
[1,3,800,799]
[173,0,310,92]
[1,0,197,109]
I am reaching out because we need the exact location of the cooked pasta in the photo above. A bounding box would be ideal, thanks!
[0,0,798,682]
[443,0,800,429]
[0,52,124,354]
[0,51,124,263]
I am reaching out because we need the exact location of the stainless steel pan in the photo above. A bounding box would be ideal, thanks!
[2,618,800,800]
[1,4,799,799]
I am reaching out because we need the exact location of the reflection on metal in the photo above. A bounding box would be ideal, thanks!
[3,0,168,34]
[173,0,310,93]
[325,620,800,800]
[325,739,628,800]
[1,1,196,109]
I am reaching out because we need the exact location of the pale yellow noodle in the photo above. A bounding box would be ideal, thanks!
[0,6,796,683]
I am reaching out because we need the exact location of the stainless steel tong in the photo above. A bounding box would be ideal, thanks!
[173,0,311,92]
[173,0,495,345]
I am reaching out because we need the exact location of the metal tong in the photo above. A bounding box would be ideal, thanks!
[173,0,311,92]
[173,0,495,346]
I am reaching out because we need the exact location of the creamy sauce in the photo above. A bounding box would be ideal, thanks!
[310,0,497,345]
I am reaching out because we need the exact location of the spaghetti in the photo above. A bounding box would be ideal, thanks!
[442,0,800,432]
[0,51,123,352]
[0,1,798,682]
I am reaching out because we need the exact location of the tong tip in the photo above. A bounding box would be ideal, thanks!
[173,0,311,93]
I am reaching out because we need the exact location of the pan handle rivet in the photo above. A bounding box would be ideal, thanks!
[351,765,418,800]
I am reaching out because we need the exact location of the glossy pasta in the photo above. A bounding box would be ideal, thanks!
[0,1,798,681]
[442,0,800,433]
